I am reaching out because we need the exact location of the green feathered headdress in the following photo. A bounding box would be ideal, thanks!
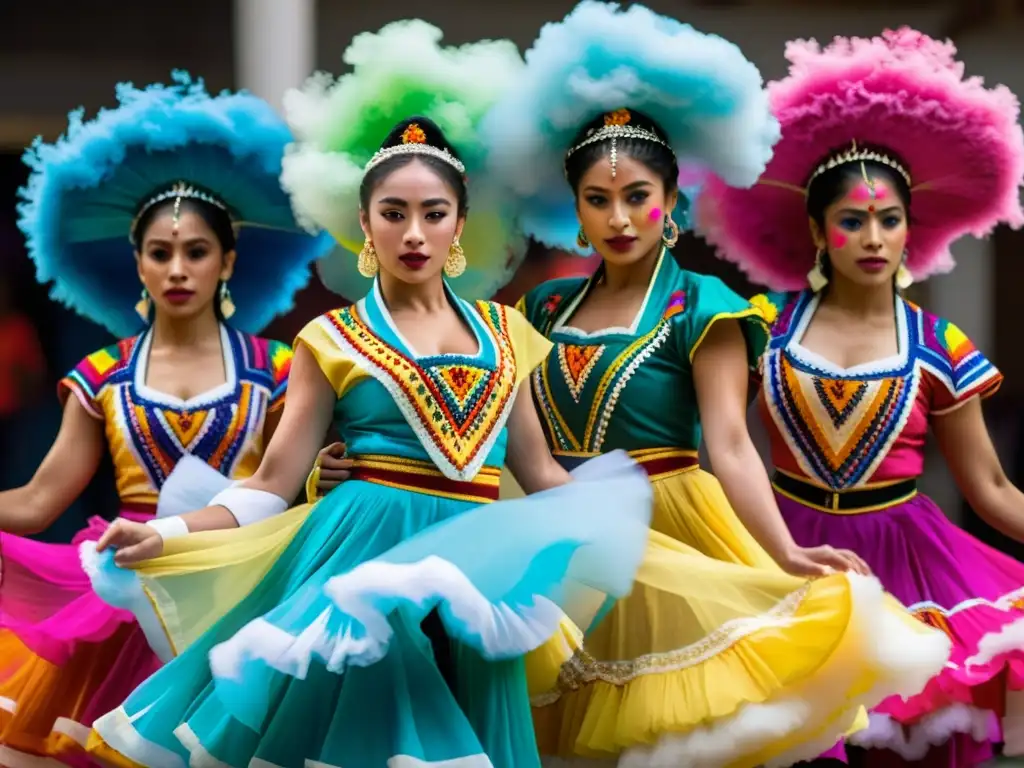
[282,19,527,301]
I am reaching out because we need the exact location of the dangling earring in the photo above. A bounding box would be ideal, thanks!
[662,216,680,248]
[445,236,467,278]
[576,227,590,249]
[807,248,829,292]
[895,252,913,291]
[219,282,236,319]
[358,239,379,278]
[135,288,151,322]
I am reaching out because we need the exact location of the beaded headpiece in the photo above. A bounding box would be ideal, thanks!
[694,27,1024,290]
[364,122,467,176]
[129,181,231,244]
[564,108,672,178]
[806,140,912,189]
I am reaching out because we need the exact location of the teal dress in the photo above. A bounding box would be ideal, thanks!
[88,282,652,768]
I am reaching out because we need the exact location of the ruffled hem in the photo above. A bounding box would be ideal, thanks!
[533,574,951,768]
[207,450,654,732]
[87,715,498,768]
[849,705,998,761]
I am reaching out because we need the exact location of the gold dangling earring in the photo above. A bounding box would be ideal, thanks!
[807,248,829,292]
[219,282,236,319]
[135,288,151,323]
[662,216,679,248]
[358,239,379,278]
[895,251,913,291]
[576,226,590,250]
[445,236,467,278]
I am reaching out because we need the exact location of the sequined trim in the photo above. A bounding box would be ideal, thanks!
[80,329,275,496]
[763,293,919,490]
[765,351,918,490]
[318,302,518,482]
[532,582,812,706]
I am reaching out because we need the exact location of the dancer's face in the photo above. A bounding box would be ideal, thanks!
[136,208,235,323]
[812,173,909,290]
[575,153,677,268]
[361,159,465,287]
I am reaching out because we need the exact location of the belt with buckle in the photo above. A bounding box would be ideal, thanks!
[771,472,917,514]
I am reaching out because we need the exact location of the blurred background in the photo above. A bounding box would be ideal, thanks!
[1,0,1022,576]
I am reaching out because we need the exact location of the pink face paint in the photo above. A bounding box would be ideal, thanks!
[648,207,663,223]
[847,179,890,203]
[828,227,848,250]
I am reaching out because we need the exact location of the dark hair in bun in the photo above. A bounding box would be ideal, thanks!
[359,116,468,216]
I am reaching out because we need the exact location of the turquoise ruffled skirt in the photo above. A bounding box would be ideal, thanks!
[89,451,651,768]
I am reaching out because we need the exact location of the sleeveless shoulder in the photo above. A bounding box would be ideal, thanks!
[913,302,1003,414]
[58,337,139,419]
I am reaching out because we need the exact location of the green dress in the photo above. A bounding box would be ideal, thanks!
[516,251,945,768]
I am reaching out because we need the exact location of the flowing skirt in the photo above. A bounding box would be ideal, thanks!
[528,464,951,768]
[0,510,161,768]
[780,490,1024,766]
[86,451,653,768]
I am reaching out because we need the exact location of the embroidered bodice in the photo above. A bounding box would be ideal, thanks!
[755,290,1003,491]
[59,325,292,506]
[297,281,551,482]
[519,251,767,455]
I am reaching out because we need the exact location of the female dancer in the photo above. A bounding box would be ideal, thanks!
[84,23,653,768]
[696,28,1024,766]
[0,73,334,767]
[482,3,951,766]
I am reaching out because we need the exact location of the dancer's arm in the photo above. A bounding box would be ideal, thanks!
[694,319,869,576]
[933,396,1024,542]
[99,343,337,562]
[506,389,572,494]
[0,397,105,535]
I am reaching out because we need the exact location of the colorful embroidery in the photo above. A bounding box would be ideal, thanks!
[267,339,293,409]
[918,313,1002,407]
[749,293,779,326]
[558,343,605,403]
[913,606,953,639]
[319,302,517,481]
[62,328,283,503]
[537,321,671,453]
[763,293,922,490]
[543,293,564,317]
[769,353,915,489]
[663,290,687,320]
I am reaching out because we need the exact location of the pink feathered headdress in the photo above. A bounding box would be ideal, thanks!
[695,28,1024,290]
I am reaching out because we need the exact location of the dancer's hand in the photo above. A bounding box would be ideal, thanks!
[96,519,164,565]
[778,545,871,577]
[316,442,354,493]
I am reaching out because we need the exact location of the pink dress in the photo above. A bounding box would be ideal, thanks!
[0,325,291,767]
[757,289,1024,766]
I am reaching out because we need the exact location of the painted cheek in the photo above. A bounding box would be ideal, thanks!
[648,207,663,223]
[828,227,848,250]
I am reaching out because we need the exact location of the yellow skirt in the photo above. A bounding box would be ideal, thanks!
[524,467,951,768]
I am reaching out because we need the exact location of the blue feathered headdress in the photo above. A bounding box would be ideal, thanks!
[18,71,335,338]
[481,1,781,254]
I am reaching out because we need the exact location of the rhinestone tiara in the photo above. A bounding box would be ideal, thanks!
[130,181,230,243]
[364,142,466,175]
[566,123,670,159]
[807,140,912,188]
